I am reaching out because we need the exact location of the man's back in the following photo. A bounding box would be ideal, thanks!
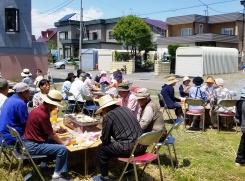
[101,106,142,151]
[211,87,233,112]
[0,94,28,144]
[69,79,89,102]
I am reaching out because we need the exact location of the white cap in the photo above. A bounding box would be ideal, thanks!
[101,70,107,74]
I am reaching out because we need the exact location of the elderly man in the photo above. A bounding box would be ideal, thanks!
[135,88,167,139]
[0,82,30,145]
[68,72,90,110]
[117,83,141,119]
[93,95,146,181]
[0,78,9,113]
[210,78,233,128]
[24,90,71,180]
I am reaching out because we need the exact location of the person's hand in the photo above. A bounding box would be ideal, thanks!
[205,86,208,91]
[63,140,71,146]
[180,97,186,102]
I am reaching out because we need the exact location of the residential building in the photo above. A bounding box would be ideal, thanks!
[36,28,57,47]
[54,14,167,60]
[0,0,48,80]
[156,13,243,56]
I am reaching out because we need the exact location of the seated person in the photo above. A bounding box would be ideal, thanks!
[24,90,71,180]
[94,72,102,86]
[110,69,118,80]
[179,76,191,97]
[99,71,110,85]
[117,83,141,119]
[21,68,33,86]
[0,83,30,145]
[135,88,167,140]
[32,79,50,108]
[234,86,245,167]
[202,76,215,101]
[188,77,208,129]
[61,73,76,100]
[81,73,94,92]
[93,95,146,181]
[160,77,183,118]
[210,78,234,128]
[0,78,9,114]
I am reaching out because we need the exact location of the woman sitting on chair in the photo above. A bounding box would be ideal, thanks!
[32,79,50,108]
[160,77,184,118]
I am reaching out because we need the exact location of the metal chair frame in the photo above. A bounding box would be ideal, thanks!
[216,99,237,132]
[118,129,164,181]
[158,93,175,123]
[82,95,100,117]
[0,132,14,163]
[65,91,83,113]
[157,118,184,170]
[183,98,206,131]
[6,124,47,181]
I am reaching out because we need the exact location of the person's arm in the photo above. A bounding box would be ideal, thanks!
[48,131,71,146]
[168,87,181,102]
[179,85,184,97]
[139,106,154,131]
[100,117,112,145]
[32,93,39,108]
[17,103,29,126]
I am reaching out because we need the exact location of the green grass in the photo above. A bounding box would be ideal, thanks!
[1,87,244,180]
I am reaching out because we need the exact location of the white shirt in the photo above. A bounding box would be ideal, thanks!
[0,93,7,114]
[69,79,90,102]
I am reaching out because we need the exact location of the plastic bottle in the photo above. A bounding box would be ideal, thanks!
[50,109,58,123]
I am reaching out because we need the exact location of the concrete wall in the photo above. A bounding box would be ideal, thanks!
[110,60,135,74]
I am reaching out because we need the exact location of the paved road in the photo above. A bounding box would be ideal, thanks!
[49,67,243,98]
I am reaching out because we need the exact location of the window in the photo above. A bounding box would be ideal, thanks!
[181,28,192,36]
[59,32,68,40]
[199,24,203,34]
[221,28,233,35]
[109,31,115,39]
[5,8,19,32]
[92,32,98,40]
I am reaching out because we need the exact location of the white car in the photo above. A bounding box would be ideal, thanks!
[53,58,79,69]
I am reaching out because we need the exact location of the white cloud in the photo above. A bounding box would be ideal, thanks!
[32,7,103,39]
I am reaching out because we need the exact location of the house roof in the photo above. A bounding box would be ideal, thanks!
[142,18,167,30]
[166,12,243,25]
[36,28,57,42]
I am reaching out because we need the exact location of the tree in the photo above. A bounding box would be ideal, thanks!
[168,44,187,73]
[113,15,153,59]
[47,40,57,50]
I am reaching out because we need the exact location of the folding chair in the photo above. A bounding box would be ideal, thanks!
[157,118,184,170]
[82,95,100,117]
[6,124,47,181]
[66,92,83,113]
[158,93,175,123]
[216,99,237,132]
[183,98,205,131]
[118,128,164,181]
[0,132,14,163]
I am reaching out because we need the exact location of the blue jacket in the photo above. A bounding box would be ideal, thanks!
[160,84,181,109]
[0,94,28,145]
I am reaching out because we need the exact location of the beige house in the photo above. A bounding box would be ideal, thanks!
[156,13,243,60]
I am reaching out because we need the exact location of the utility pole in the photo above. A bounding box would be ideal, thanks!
[241,1,245,67]
[79,0,83,69]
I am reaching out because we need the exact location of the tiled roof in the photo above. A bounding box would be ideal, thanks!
[36,28,57,42]
[142,18,167,30]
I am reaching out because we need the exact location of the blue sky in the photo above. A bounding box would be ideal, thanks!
[32,0,242,37]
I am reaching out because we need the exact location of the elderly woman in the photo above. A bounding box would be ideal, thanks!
[160,76,184,118]
[179,76,191,97]
[202,76,215,101]
[32,79,50,108]
[21,68,33,86]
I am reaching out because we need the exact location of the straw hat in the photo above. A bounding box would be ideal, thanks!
[166,77,179,85]
[21,68,32,77]
[205,77,214,83]
[183,76,190,83]
[40,90,63,107]
[95,94,121,114]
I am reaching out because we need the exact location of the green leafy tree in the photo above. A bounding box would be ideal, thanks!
[47,40,57,50]
[168,44,187,73]
[113,15,153,59]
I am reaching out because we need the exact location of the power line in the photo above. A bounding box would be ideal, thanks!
[33,0,69,16]
[198,0,228,14]
[33,0,75,20]
[138,0,240,17]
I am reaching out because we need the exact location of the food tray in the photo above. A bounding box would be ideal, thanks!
[63,114,101,131]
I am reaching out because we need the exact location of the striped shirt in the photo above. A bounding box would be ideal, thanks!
[101,106,144,154]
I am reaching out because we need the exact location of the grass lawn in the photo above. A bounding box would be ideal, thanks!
[1,88,244,180]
